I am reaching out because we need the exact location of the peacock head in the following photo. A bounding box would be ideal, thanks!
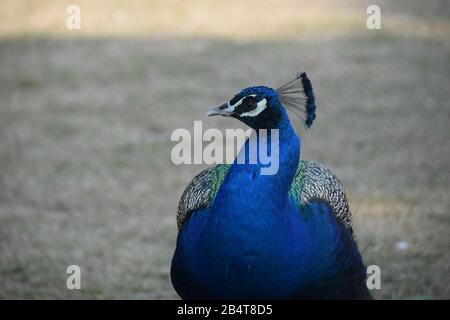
[207,72,316,130]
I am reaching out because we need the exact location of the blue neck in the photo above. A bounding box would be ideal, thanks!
[213,110,300,215]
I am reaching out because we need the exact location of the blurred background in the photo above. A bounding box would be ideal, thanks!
[0,0,449,299]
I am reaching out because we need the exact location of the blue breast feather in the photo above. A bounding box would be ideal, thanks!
[172,194,369,299]
[171,98,369,299]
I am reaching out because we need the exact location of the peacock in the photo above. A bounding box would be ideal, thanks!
[171,73,371,299]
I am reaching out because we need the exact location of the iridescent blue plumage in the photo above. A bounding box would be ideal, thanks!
[233,86,278,102]
[171,74,370,299]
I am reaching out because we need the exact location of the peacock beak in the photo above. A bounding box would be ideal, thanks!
[206,103,233,117]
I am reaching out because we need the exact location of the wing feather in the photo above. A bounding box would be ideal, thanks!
[177,164,231,229]
[289,160,353,233]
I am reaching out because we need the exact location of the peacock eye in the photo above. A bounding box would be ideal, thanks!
[242,96,257,110]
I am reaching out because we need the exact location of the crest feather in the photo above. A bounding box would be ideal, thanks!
[276,72,316,128]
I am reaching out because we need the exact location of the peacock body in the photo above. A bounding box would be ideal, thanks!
[171,73,371,299]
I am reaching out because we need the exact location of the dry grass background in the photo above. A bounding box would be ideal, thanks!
[0,0,449,299]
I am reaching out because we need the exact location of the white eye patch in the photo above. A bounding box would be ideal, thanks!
[226,94,267,117]
[227,94,257,112]
[240,98,267,117]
